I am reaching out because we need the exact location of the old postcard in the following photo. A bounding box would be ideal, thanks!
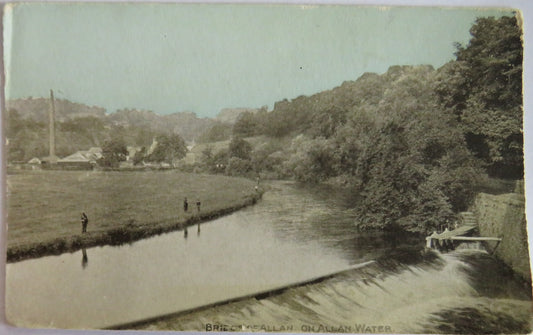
[2,2,531,334]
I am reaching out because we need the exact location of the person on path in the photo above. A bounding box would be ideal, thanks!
[196,198,201,212]
[81,212,88,233]
[183,197,189,213]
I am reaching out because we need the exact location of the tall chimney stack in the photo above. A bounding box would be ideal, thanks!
[48,89,57,163]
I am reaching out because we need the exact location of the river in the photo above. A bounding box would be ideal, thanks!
[5,181,532,332]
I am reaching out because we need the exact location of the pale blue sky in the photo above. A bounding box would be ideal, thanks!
[4,3,513,117]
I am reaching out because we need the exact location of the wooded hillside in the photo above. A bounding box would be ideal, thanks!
[212,15,523,232]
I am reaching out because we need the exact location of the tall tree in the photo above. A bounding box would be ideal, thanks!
[198,122,232,143]
[228,137,252,160]
[147,134,187,164]
[346,66,480,232]
[100,137,128,168]
[436,15,523,178]
[233,112,259,137]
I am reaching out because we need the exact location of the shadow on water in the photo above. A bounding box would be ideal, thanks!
[264,181,429,265]
[453,251,532,300]
[426,307,531,334]
[417,248,533,334]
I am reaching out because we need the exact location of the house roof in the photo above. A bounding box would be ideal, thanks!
[58,147,103,163]
[58,152,91,163]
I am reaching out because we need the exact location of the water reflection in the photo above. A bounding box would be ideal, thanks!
[81,248,88,269]
[258,182,423,264]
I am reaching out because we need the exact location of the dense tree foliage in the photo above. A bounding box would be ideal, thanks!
[215,15,520,232]
[132,147,147,166]
[100,137,128,168]
[250,139,286,176]
[338,66,481,232]
[197,122,232,143]
[233,112,260,138]
[6,109,47,162]
[7,109,163,163]
[225,137,253,176]
[228,137,252,160]
[146,134,188,164]
[434,16,523,178]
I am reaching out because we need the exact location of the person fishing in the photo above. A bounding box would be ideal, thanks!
[81,212,88,233]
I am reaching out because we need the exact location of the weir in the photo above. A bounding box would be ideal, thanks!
[108,261,375,330]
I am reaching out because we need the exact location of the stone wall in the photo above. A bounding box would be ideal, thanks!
[473,191,531,281]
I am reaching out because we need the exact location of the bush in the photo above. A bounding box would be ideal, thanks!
[225,157,253,177]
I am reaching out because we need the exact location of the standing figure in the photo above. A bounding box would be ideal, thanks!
[196,198,201,212]
[81,212,88,233]
[183,197,189,213]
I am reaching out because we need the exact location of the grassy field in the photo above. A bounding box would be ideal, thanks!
[6,170,260,261]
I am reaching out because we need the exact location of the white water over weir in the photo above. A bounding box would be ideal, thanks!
[110,261,375,330]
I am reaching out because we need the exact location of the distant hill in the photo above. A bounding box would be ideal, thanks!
[6,97,106,122]
[109,109,215,142]
[5,97,217,162]
[254,65,435,138]
[6,98,216,142]
[216,107,260,124]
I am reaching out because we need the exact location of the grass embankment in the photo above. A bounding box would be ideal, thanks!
[6,170,262,262]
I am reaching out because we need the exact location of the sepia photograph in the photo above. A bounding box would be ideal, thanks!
[2,1,532,334]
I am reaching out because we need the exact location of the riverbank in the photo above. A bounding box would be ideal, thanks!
[6,170,263,262]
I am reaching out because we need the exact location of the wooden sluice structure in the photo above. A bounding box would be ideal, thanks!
[426,212,502,252]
